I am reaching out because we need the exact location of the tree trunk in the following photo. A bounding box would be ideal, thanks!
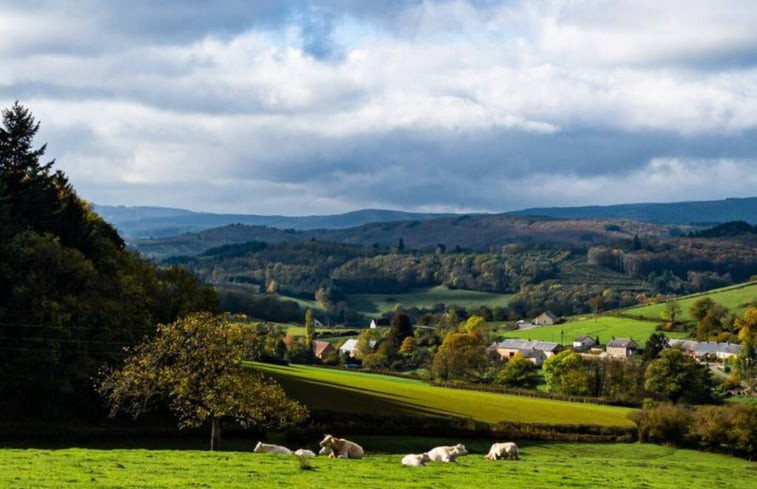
[210,417,220,451]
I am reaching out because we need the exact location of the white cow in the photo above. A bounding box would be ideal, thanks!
[318,446,333,456]
[253,441,292,455]
[484,442,519,461]
[319,434,364,459]
[426,443,468,462]
[401,453,431,466]
[294,449,316,457]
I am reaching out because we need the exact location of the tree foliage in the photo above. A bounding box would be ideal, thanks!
[0,103,218,421]
[495,353,539,388]
[431,332,486,382]
[96,313,307,450]
[542,350,591,396]
[644,348,716,404]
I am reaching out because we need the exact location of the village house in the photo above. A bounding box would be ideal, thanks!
[669,339,743,362]
[606,338,638,359]
[572,336,596,352]
[532,311,559,326]
[338,338,378,358]
[313,340,336,359]
[495,339,563,363]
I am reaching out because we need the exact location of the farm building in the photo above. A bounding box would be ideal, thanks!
[669,340,743,362]
[532,311,559,325]
[369,318,390,329]
[495,339,563,362]
[338,338,378,358]
[313,340,336,359]
[606,338,638,359]
[572,336,596,352]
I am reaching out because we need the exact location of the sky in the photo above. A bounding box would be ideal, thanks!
[2,0,757,215]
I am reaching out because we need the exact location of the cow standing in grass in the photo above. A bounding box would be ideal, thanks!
[484,442,519,461]
[319,434,364,459]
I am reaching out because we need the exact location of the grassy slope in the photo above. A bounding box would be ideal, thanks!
[346,285,512,316]
[251,363,633,427]
[3,441,754,489]
[501,316,687,346]
[626,281,757,321]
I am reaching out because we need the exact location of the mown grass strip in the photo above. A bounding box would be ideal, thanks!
[251,363,635,427]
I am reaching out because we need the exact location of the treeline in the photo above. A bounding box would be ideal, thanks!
[588,236,757,294]
[632,403,757,458]
[0,104,217,422]
[167,241,567,297]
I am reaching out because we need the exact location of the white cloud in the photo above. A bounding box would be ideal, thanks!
[2,1,756,214]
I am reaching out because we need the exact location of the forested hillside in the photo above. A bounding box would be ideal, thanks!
[0,104,218,422]
[133,215,687,259]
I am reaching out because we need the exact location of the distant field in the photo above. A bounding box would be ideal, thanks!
[275,294,325,312]
[3,441,754,489]
[501,315,687,346]
[627,281,757,321]
[346,285,512,316]
[251,363,634,427]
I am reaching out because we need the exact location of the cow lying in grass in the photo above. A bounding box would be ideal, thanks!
[253,442,292,455]
[294,449,316,457]
[401,453,431,466]
[484,442,519,460]
[319,434,364,459]
[426,443,468,462]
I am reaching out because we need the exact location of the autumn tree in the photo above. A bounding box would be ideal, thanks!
[644,348,715,404]
[304,309,315,350]
[496,352,538,388]
[388,310,414,349]
[431,332,486,382]
[542,350,590,395]
[460,315,491,342]
[97,313,307,450]
[660,301,682,328]
[736,306,757,343]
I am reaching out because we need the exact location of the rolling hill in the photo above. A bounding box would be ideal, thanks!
[131,215,683,259]
[508,196,757,225]
[94,205,453,239]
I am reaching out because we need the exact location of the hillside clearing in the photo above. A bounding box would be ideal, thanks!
[626,281,757,321]
[345,285,512,316]
[501,315,687,346]
[251,363,634,427]
[2,441,753,489]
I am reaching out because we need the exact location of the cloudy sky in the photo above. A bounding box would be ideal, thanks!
[2,0,757,215]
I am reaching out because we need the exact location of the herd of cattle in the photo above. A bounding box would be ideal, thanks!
[253,435,520,466]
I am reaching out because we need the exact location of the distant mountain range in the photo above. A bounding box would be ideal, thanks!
[507,197,757,225]
[132,215,684,260]
[96,197,757,240]
[93,205,454,239]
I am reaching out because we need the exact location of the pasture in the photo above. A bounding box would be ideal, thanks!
[2,440,754,489]
[501,315,687,346]
[626,281,757,321]
[251,363,634,427]
[345,285,511,316]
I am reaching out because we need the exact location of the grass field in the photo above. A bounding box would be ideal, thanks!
[626,281,757,321]
[251,363,634,427]
[345,285,512,316]
[3,440,754,489]
[501,315,687,346]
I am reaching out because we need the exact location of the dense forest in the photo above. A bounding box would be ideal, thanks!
[163,226,757,323]
[0,104,218,422]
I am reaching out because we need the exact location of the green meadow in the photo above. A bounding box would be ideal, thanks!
[626,281,757,321]
[251,363,634,427]
[345,285,512,316]
[3,440,754,489]
[501,315,687,346]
